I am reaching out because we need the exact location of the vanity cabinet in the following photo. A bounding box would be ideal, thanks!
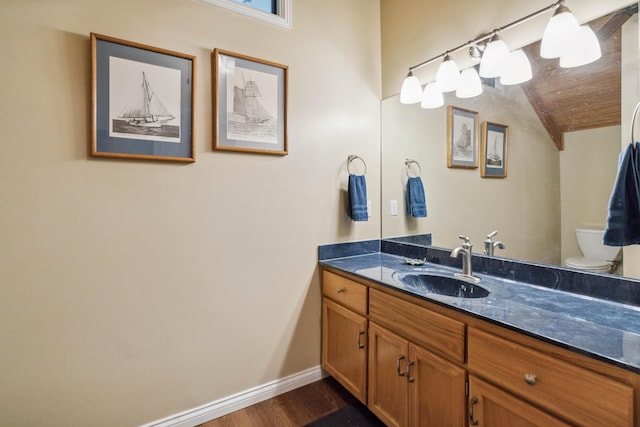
[321,271,368,403]
[320,268,639,427]
[468,327,635,427]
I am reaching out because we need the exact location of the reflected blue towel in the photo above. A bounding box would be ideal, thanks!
[603,143,640,246]
[348,174,368,221]
[406,176,427,218]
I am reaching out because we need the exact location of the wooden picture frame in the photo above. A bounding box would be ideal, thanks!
[447,106,478,168]
[213,49,288,155]
[91,33,196,162]
[481,121,509,178]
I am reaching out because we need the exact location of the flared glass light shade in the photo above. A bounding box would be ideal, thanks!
[456,68,483,98]
[500,49,532,85]
[559,25,601,68]
[540,5,580,58]
[435,54,460,92]
[421,82,444,109]
[479,34,509,78]
[400,71,423,104]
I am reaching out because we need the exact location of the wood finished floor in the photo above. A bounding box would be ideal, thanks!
[197,377,365,427]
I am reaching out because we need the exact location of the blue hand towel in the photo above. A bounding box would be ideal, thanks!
[406,176,427,218]
[603,143,640,246]
[348,174,368,221]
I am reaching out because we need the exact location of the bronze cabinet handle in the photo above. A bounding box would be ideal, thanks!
[406,360,415,383]
[357,330,365,349]
[396,354,406,376]
[468,396,479,425]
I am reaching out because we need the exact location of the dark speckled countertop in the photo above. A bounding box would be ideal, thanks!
[319,247,640,374]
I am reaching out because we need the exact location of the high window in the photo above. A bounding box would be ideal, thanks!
[201,0,291,29]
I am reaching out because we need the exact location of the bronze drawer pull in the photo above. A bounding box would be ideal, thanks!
[336,287,345,294]
[524,373,537,385]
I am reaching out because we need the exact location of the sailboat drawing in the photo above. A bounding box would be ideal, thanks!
[112,71,180,141]
[226,69,278,144]
[453,122,473,162]
[487,134,503,167]
[233,74,271,125]
[118,72,174,127]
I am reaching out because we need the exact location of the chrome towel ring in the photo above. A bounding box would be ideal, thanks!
[405,158,422,178]
[348,155,367,176]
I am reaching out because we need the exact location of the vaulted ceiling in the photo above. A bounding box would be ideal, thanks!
[520,4,637,150]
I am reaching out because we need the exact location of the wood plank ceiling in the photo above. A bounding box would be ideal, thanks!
[520,5,637,150]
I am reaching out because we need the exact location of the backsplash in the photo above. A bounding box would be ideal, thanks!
[317,239,380,260]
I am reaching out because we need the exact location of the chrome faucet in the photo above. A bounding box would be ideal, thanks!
[483,231,505,256]
[450,235,479,282]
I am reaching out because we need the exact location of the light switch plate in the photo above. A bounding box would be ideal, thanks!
[390,200,398,216]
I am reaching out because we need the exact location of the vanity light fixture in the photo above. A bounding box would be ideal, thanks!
[479,33,509,78]
[399,70,423,104]
[398,0,601,104]
[435,53,461,93]
[421,82,444,109]
[559,25,601,68]
[540,4,580,58]
[456,67,483,98]
[501,49,533,85]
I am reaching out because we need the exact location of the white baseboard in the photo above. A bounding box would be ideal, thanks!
[141,366,326,427]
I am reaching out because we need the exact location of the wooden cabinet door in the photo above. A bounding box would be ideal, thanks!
[368,322,409,427]
[322,298,368,403]
[408,343,466,427]
[468,376,571,427]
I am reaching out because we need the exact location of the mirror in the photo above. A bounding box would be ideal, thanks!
[381,4,639,278]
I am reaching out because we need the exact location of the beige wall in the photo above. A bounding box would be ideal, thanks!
[382,86,561,264]
[560,127,621,262]
[0,1,381,426]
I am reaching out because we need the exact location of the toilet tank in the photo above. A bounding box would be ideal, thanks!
[576,228,621,261]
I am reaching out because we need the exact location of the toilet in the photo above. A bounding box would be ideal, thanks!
[564,228,621,273]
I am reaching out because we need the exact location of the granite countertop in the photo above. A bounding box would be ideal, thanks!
[320,252,640,374]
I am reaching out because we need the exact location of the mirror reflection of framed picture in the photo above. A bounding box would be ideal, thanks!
[447,106,478,168]
[481,121,509,178]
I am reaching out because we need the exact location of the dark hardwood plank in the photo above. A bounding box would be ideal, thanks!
[199,377,358,427]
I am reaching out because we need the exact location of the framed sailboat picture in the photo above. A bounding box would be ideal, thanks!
[447,106,478,169]
[480,121,509,178]
[91,33,196,162]
[213,49,288,155]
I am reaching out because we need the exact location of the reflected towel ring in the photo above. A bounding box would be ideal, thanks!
[405,159,422,178]
[348,155,367,176]
[631,102,640,147]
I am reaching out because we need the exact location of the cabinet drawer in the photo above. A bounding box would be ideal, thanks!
[468,327,634,427]
[322,271,367,315]
[369,288,465,364]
